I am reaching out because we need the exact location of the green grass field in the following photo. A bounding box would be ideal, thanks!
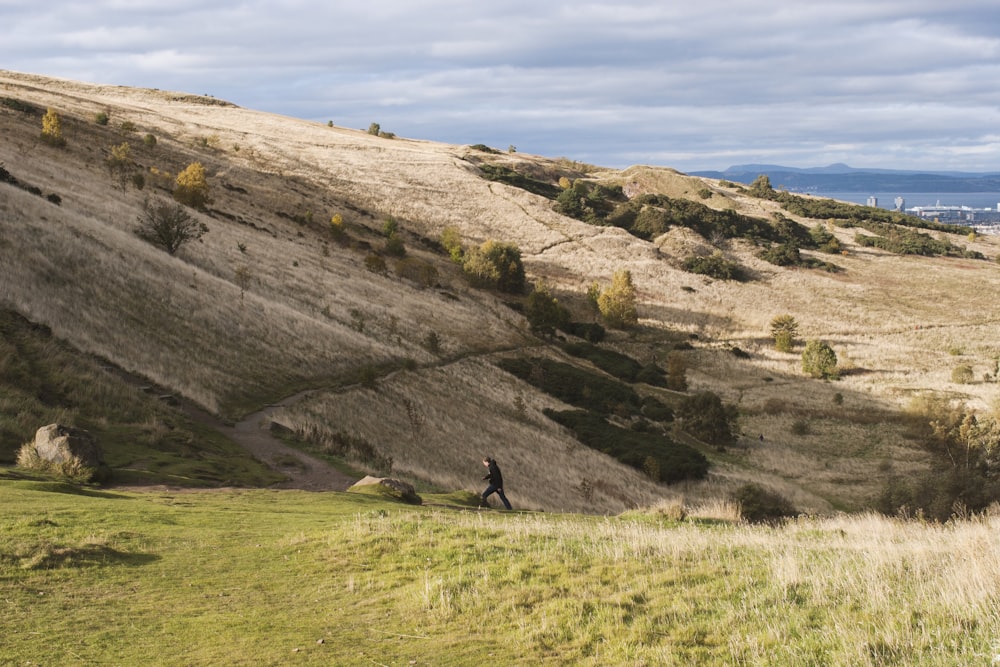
[3,475,998,666]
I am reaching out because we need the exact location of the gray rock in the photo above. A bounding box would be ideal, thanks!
[33,424,103,468]
[349,475,421,504]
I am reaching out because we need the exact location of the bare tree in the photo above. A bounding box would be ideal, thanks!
[137,197,208,255]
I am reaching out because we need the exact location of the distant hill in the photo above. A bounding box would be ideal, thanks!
[691,163,1000,193]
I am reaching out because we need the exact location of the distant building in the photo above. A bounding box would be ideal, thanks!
[894,196,905,211]
[866,196,878,208]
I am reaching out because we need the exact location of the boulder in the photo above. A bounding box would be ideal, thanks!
[348,475,421,505]
[33,424,103,469]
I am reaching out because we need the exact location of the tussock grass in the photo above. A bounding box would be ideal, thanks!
[2,482,998,665]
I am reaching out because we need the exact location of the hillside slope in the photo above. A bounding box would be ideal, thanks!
[3,70,1000,514]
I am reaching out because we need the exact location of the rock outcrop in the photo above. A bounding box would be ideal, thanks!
[348,475,421,505]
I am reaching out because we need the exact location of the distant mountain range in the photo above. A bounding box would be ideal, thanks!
[689,164,1000,193]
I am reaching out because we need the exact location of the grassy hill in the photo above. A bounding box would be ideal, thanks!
[3,70,1000,515]
[2,479,998,665]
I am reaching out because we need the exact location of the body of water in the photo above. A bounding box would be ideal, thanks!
[806,192,1000,211]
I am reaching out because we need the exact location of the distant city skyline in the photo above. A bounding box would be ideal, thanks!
[3,2,1000,173]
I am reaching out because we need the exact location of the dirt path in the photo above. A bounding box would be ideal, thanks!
[211,392,357,492]
[103,361,359,492]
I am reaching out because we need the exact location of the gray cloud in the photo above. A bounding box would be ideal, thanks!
[4,1,1000,172]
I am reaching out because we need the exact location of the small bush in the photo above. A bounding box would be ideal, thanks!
[682,251,745,281]
[952,364,975,384]
[395,257,437,287]
[561,321,605,343]
[364,253,388,275]
[94,111,109,125]
[384,232,406,257]
[732,483,797,523]
[802,340,839,379]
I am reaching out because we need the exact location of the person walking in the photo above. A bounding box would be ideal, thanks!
[480,456,512,510]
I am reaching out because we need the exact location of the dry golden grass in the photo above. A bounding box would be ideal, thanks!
[4,69,1000,512]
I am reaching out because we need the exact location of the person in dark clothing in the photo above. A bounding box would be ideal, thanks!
[480,456,512,509]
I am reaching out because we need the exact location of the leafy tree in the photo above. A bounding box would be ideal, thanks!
[137,197,208,255]
[770,314,799,352]
[676,391,738,447]
[802,339,838,379]
[173,162,210,208]
[462,240,525,293]
[106,142,135,191]
[367,122,381,136]
[525,284,570,337]
[40,108,65,147]
[597,269,638,329]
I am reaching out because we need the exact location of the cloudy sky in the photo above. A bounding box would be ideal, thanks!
[4,1,1000,173]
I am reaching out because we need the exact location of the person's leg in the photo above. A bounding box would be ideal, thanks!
[497,488,512,510]
[481,485,498,507]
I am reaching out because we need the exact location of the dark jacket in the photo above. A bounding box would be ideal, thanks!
[483,459,504,487]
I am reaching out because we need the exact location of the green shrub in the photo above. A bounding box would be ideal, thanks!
[526,285,570,336]
[498,357,640,416]
[384,232,406,257]
[682,251,745,281]
[462,240,525,293]
[478,164,560,199]
[802,340,839,379]
[731,483,797,523]
[94,111,109,126]
[561,321,606,343]
[563,342,642,382]
[676,391,738,447]
[544,409,708,483]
